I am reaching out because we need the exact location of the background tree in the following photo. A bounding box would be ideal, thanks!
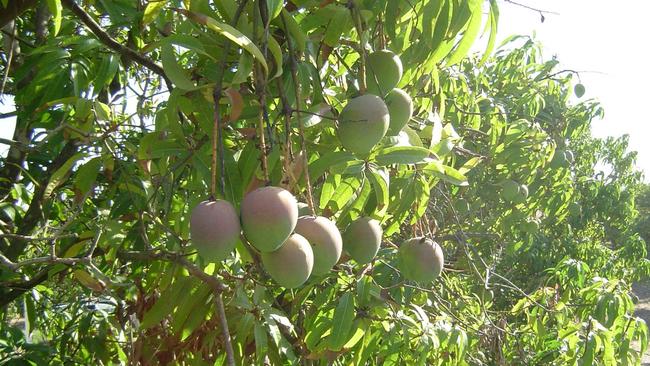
[0,0,648,365]
[635,184,650,251]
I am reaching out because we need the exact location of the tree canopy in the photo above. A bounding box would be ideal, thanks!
[0,0,648,365]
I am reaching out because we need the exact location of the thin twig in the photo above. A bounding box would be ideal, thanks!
[276,78,294,160]
[212,91,224,197]
[502,0,559,15]
[276,77,299,189]
[85,229,102,258]
[0,232,78,241]
[292,109,337,121]
[1,20,17,95]
[490,272,553,312]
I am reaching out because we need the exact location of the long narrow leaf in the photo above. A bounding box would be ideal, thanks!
[479,0,500,66]
[179,9,268,75]
[446,0,483,66]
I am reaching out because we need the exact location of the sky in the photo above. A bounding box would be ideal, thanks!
[491,0,650,181]
[1,0,649,180]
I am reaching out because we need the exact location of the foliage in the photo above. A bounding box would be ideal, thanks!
[0,0,648,365]
[635,184,650,249]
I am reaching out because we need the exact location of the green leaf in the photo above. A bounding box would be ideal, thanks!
[232,52,253,84]
[44,153,85,199]
[430,0,453,61]
[275,10,307,53]
[328,176,362,211]
[262,313,282,346]
[93,54,119,92]
[319,174,338,210]
[171,283,211,333]
[213,0,237,22]
[266,0,284,20]
[458,157,482,175]
[340,178,371,223]
[182,10,268,75]
[401,125,424,147]
[423,160,469,186]
[309,151,356,180]
[343,321,366,349]
[267,35,284,79]
[301,103,333,128]
[422,0,445,40]
[305,318,331,351]
[180,295,212,340]
[25,293,36,335]
[581,333,596,366]
[143,0,166,25]
[367,166,389,216]
[234,312,255,345]
[161,44,195,90]
[140,276,193,329]
[446,0,483,66]
[413,175,430,218]
[94,101,111,121]
[138,132,185,159]
[165,34,216,61]
[330,159,366,175]
[46,0,62,36]
[328,292,356,351]
[374,146,431,166]
[479,0,499,66]
[324,6,351,47]
[254,323,268,365]
[73,157,102,195]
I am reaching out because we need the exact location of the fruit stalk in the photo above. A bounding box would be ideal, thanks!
[207,1,249,364]
[276,72,296,187]
[281,12,317,216]
[348,0,367,93]
[253,0,271,184]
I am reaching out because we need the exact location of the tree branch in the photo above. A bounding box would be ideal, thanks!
[0,252,84,271]
[215,293,235,365]
[0,267,50,307]
[0,137,29,151]
[0,111,18,119]
[117,250,227,293]
[3,142,77,260]
[0,230,100,271]
[0,28,35,49]
[0,0,38,29]
[0,247,229,307]
[0,232,78,241]
[60,0,172,90]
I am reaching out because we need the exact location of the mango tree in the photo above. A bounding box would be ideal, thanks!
[0,0,647,365]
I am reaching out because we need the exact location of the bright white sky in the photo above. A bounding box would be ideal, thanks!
[1,0,648,181]
[492,0,650,181]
